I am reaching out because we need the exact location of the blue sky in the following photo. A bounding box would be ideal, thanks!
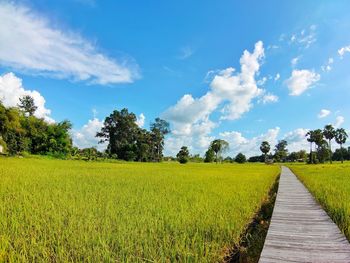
[1,0,350,156]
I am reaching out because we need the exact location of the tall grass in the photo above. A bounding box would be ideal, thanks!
[289,163,350,241]
[0,158,279,262]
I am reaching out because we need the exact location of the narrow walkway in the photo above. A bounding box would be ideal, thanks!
[259,166,350,263]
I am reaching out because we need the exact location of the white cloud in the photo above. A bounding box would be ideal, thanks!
[219,127,280,157]
[291,56,301,67]
[321,57,334,72]
[317,109,331,118]
[289,25,317,48]
[285,69,320,96]
[163,41,265,155]
[0,72,53,122]
[178,46,194,60]
[338,46,350,57]
[72,118,106,151]
[334,116,345,128]
[257,77,267,86]
[274,73,280,81]
[136,113,145,128]
[283,128,309,152]
[260,92,279,104]
[0,2,138,85]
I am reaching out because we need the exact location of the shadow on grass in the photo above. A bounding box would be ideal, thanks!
[224,174,280,263]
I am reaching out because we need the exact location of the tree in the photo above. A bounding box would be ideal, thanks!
[274,140,288,162]
[306,130,316,164]
[235,153,246,163]
[150,118,170,162]
[335,128,348,163]
[176,146,190,164]
[204,148,215,163]
[18,95,37,116]
[323,124,336,164]
[97,108,140,161]
[209,139,229,164]
[260,141,270,162]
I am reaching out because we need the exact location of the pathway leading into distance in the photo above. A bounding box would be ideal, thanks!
[259,166,350,263]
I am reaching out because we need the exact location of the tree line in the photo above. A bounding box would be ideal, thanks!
[0,95,171,162]
[1,95,349,164]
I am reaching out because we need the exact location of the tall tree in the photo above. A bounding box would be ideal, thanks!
[97,108,140,161]
[176,146,190,164]
[150,118,170,162]
[204,148,215,163]
[306,130,316,164]
[335,128,348,163]
[18,95,37,116]
[209,139,229,164]
[274,140,288,162]
[260,141,270,162]
[323,124,336,164]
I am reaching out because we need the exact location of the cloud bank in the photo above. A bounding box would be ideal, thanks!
[0,2,139,85]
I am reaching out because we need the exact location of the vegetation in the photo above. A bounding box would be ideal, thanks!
[260,141,270,162]
[289,163,350,241]
[0,158,279,262]
[235,153,247,163]
[208,139,229,164]
[176,146,190,164]
[0,98,72,156]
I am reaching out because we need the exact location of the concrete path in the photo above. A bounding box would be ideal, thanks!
[259,166,350,263]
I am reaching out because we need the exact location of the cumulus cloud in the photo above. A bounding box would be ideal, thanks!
[289,25,317,48]
[0,72,53,122]
[321,57,334,72]
[72,118,106,151]
[219,127,280,157]
[285,69,320,96]
[274,73,280,81]
[291,56,301,67]
[338,46,350,57]
[334,116,345,128]
[283,128,309,152]
[136,113,145,128]
[317,109,331,119]
[0,2,138,85]
[260,92,279,104]
[163,41,265,155]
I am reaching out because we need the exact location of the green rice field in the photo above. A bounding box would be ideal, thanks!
[0,157,279,262]
[289,163,350,241]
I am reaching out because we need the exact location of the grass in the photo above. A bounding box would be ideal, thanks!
[0,157,279,262]
[288,162,350,241]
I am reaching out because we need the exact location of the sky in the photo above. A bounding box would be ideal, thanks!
[1,0,350,157]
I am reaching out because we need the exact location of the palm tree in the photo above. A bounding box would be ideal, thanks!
[306,130,315,163]
[323,124,336,163]
[335,128,348,163]
[210,139,229,164]
[260,141,270,162]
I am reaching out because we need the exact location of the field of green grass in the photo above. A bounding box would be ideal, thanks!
[0,158,279,262]
[289,163,350,241]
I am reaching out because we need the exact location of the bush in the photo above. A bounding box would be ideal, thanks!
[235,153,247,163]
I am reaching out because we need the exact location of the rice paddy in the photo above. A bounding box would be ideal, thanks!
[0,157,279,262]
[289,162,350,241]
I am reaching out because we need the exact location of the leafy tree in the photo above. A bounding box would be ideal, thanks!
[176,146,190,164]
[306,130,316,164]
[335,128,348,163]
[97,108,140,161]
[18,95,37,116]
[323,124,336,164]
[260,141,270,162]
[235,152,247,163]
[204,148,215,163]
[248,155,265,162]
[209,139,229,164]
[316,140,330,163]
[287,150,307,162]
[333,147,350,161]
[150,118,170,162]
[274,140,288,162]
